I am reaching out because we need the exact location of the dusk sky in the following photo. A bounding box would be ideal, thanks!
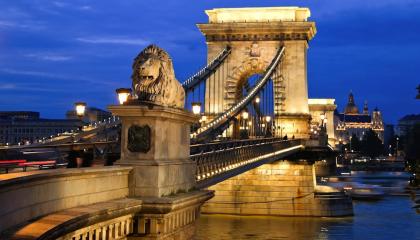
[0,0,419,124]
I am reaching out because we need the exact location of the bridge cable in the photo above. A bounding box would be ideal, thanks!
[191,46,285,142]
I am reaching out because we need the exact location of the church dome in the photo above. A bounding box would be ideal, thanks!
[344,92,359,114]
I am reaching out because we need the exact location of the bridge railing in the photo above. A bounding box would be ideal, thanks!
[191,138,302,182]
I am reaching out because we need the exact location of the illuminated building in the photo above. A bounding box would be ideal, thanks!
[335,92,384,143]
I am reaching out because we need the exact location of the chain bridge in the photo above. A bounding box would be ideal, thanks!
[0,7,353,240]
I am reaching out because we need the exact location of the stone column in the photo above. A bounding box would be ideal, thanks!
[108,105,197,197]
[275,40,311,139]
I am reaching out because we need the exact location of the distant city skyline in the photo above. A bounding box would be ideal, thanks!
[0,0,419,123]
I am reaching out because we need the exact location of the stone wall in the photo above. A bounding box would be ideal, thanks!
[0,167,132,233]
[202,160,352,216]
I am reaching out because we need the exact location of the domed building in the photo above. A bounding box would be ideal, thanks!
[335,92,384,144]
[344,92,359,114]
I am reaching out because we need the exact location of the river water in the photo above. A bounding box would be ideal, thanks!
[196,172,420,240]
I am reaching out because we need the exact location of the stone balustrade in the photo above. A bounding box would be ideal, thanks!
[0,166,132,233]
[57,214,134,240]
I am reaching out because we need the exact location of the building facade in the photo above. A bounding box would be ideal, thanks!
[396,114,420,137]
[0,111,82,145]
[308,99,337,145]
[66,107,112,123]
[335,93,384,144]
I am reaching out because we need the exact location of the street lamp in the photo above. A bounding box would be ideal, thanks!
[192,102,201,115]
[265,116,271,123]
[242,111,249,120]
[116,88,131,105]
[255,96,260,103]
[75,102,86,118]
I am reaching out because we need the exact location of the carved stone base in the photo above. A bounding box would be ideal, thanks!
[129,190,214,240]
[119,160,196,197]
[108,105,199,198]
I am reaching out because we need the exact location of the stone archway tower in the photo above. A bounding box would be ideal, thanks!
[197,7,316,138]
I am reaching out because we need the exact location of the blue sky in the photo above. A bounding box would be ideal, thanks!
[0,0,419,123]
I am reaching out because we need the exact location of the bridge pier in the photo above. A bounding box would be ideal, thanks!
[202,160,353,217]
[109,105,213,239]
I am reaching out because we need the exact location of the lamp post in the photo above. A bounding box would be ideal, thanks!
[242,111,249,127]
[116,88,131,105]
[255,96,260,104]
[264,116,271,136]
[191,102,201,115]
[74,102,86,119]
[396,137,399,157]
[191,102,202,133]
[279,126,285,138]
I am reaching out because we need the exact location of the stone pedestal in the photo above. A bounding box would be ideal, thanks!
[109,105,198,198]
[109,105,214,239]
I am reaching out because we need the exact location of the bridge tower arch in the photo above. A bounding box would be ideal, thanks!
[198,7,316,138]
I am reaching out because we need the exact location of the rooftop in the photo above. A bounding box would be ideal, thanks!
[399,114,420,122]
[338,113,372,123]
[308,98,336,105]
[205,7,311,23]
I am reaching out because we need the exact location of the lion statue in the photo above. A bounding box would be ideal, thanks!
[131,44,185,108]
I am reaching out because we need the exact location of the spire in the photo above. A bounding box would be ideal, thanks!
[344,91,359,114]
[363,100,369,114]
[348,92,354,104]
[372,106,383,131]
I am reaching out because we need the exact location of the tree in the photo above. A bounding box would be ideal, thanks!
[404,124,420,174]
[360,129,384,158]
[388,135,404,156]
[350,133,362,151]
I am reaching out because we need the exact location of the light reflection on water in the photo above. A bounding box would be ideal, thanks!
[196,197,419,239]
[196,214,354,239]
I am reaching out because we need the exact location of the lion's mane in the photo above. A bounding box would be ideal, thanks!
[132,45,185,108]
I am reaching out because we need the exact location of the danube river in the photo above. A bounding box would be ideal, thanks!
[196,172,419,240]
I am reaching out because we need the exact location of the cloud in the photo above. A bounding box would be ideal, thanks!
[76,36,149,46]
[0,19,45,31]
[79,5,92,11]
[0,68,79,80]
[0,68,120,87]
[52,1,67,8]
[0,20,16,28]
[24,53,73,61]
[0,83,16,90]
[51,1,92,11]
